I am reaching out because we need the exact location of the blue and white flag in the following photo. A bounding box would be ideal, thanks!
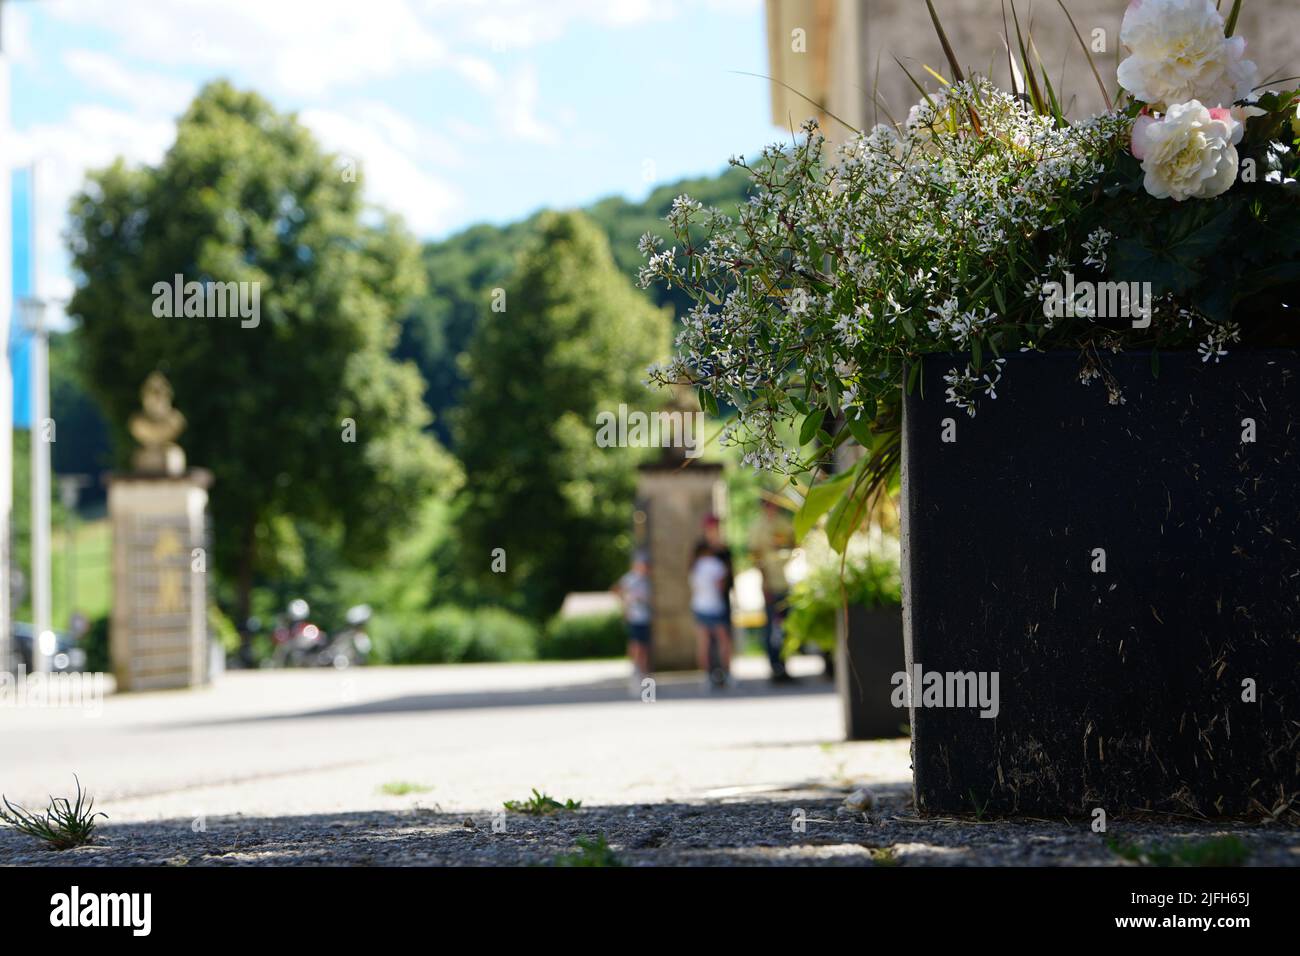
[10,165,33,429]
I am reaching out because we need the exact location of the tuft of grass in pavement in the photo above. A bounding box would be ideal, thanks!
[1107,835,1250,867]
[504,788,582,815]
[868,846,900,867]
[378,781,433,796]
[552,834,621,867]
[0,775,106,850]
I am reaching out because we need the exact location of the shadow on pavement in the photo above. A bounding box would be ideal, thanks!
[162,670,839,729]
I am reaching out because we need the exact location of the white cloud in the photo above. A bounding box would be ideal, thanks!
[12,0,760,283]
[2,3,34,63]
[10,106,176,301]
[45,0,490,97]
[429,0,760,49]
[62,49,195,116]
[479,64,559,145]
[300,106,463,235]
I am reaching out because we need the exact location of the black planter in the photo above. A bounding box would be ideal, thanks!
[901,350,1300,817]
[836,605,906,740]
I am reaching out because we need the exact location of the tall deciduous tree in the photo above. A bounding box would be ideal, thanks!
[66,81,451,640]
[454,211,669,618]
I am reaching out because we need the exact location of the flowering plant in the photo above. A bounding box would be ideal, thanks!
[641,0,1300,548]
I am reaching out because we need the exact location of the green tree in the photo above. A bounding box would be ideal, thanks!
[397,167,749,445]
[48,332,112,495]
[454,211,669,617]
[65,80,451,639]
[396,221,534,445]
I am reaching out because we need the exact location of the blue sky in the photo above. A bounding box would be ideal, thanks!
[4,0,785,304]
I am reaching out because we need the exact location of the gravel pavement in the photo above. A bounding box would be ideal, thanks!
[2,658,1296,866]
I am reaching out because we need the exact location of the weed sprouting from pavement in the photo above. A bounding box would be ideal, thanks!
[378,781,433,796]
[1107,835,1251,867]
[0,775,107,850]
[868,846,900,867]
[552,834,621,867]
[504,789,582,815]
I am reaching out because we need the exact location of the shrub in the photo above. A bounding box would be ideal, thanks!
[81,616,110,674]
[373,606,538,664]
[784,546,901,656]
[208,607,242,657]
[539,612,627,660]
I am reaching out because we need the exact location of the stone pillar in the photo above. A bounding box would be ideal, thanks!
[636,462,725,671]
[108,372,211,691]
[108,473,211,691]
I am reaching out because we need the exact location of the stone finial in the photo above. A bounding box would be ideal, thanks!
[655,383,704,466]
[128,372,187,476]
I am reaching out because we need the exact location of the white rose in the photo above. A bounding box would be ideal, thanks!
[1131,101,1244,200]
[1118,0,1257,109]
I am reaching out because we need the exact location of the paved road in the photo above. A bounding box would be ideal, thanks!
[0,656,907,823]
[5,659,1295,866]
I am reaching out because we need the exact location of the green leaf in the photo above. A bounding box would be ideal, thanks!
[793,470,854,541]
[826,473,872,553]
[799,410,823,446]
[992,284,1008,317]
[906,361,922,395]
[847,413,873,447]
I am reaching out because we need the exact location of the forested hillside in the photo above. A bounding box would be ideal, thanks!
[398,166,750,444]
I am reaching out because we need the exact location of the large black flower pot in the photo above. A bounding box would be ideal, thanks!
[901,350,1299,817]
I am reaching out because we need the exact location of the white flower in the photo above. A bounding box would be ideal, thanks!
[1131,101,1243,200]
[1117,0,1257,109]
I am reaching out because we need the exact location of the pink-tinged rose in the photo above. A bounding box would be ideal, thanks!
[1136,100,1243,201]
[1131,114,1156,160]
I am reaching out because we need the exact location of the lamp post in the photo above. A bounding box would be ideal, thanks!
[19,295,51,672]
[0,1,13,674]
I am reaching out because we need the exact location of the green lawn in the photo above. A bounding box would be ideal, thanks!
[15,516,112,629]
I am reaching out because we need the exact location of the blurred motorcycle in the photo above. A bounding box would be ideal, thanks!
[269,600,371,669]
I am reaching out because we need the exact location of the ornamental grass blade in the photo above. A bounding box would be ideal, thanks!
[1009,0,1046,115]
[894,56,937,112]
[1225,0,1243,37]
[915,1,983,135]
[1001,0,1024,100]
[924,0,965,83]
[922,64,951,88]
[1030,35,1064,123]
[1055,0,1113,110]
[728,70,862,137]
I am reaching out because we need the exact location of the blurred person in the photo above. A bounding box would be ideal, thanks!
[750,497,794,684]
[701,512,735,647]
[613,552,653,681]
[690,540,733,686]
